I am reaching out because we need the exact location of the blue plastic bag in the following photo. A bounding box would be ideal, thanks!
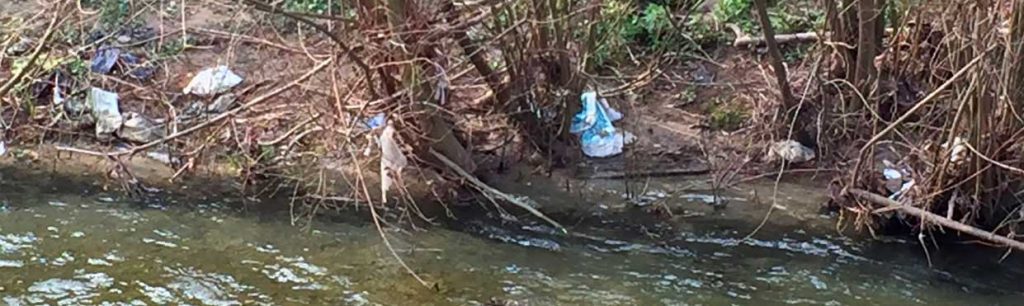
[90,47,121,74]
[571,91,626,158]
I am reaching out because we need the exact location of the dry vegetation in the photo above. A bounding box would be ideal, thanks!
[818,0,1024,253]
[2,0,1024,253]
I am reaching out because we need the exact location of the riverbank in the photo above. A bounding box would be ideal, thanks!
[0,0,834,230]
[1,143,840,235]
[4,0,1024,255]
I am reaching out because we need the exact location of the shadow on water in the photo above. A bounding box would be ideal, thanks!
[1,166,1024,305]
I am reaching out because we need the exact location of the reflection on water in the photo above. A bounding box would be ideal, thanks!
[1,187,1023,305]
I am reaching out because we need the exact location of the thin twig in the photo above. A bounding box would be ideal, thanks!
[847,47,995,193]
[0,4,64,105]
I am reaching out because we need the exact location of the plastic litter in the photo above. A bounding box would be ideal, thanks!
[90,47,121,74]
[146,151,179,165]
[769,140,815,163]
[5,38,32,56]
[882,168,902,180]
[882,167,903,193]
[364,113,386,130]
[88,88,122,137]
[942,136,968,163]
[117,112,164,143]
[880,160,915,200]
[0,140,6,157]
[379,123,407,202]
[570,91,631,158]
[890,179,915,201]
[207,93,238,113]
[121,53,156,81]
[183,66,243,96]
[52,73,64,105]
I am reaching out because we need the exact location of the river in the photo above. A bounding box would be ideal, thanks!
[1,173,1023,305]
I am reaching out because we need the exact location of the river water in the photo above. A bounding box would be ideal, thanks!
[2,175,1024,305]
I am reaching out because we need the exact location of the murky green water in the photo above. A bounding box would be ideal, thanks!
[1,177,1024,305]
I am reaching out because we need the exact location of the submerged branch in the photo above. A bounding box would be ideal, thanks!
[849,189,1024,252]
[430,150,567,233]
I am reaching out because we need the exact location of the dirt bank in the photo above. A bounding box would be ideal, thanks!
[1,143,843,242]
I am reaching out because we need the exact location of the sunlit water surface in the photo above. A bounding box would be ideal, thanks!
[1,179,1023,305]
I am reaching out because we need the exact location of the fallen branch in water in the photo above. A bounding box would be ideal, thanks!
[576,165,711,179]
[430,150,567,233]
[848,188,1024,252]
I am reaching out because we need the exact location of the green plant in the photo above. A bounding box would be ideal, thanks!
[283,0,341,14]
[67,57,89,76]
[586,0,635,67]
[586,1,689,68]
[783,44,811,62]
[714,0,756,32]
[636,4,678,50]
[687,16,727,47]
[99,0,131,27]
[714,0,822,35]
[674,86,697,107]
[708,102,748,131]
[10,54,64,76]
[156,39,190,58]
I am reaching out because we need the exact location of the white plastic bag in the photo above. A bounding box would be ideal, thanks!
[379,123,407,202]
[183,66,243,96]
[769,140,815,163]
[89,87,123,136]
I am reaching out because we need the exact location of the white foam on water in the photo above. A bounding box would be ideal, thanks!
[88,258,113,266]
[0,259,24,268]
[137,281,178,305]
[24,272,115,304]
[0,232,38,254]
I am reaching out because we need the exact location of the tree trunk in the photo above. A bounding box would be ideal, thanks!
[824,0,858,80]
[853,0,886,91]
[384,0,477,173]
[752,0,796,109]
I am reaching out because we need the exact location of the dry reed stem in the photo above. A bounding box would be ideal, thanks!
[0,3,65,104]
[846,47,994,194]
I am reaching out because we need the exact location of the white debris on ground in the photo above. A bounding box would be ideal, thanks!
[941,136,968,163]
[88,87,123,138]
[206,93,238,113]
[378,121,407,203]
[881,160,915,201]
[769,140,815,163]
[117,112,164,143]
[183,66,243,96]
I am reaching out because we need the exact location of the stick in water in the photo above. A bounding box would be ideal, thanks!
[430,150,567,233]
[849,188,1024,252]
